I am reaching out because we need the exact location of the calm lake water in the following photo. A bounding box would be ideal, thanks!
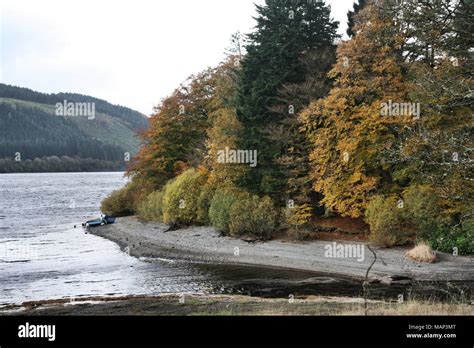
[0,173,470,306]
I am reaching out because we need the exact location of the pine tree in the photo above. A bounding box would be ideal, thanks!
[347,0,367,37]
[235,0,339,197]
[269,47,336,215]
[390,0,474,225]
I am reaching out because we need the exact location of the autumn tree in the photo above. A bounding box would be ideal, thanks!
[127,69,217,189]
[204,57,247,184]
[301,1,410,217]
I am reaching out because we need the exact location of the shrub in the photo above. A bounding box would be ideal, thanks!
[101,176,155,217]
[101,182,136,216]
[137,190,165,222]
[208,186,243,234]
[162,168,208,225]
[228,194,278,240]
[402,185,441,238]
[428,222,474,255]
[365,196,407,247]
[281,204,314,240]
[365,185,464,250]
[196,180,218,225]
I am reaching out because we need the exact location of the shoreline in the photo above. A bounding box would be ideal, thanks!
[89,216,474,283]
[1,294,471,316]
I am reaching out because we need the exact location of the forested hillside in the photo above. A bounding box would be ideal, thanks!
[0,84,148,172]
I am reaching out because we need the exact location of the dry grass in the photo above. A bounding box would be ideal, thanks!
[342,301,473,316]
[406,243,437,263]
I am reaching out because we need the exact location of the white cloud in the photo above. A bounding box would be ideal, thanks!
[0,0,352,115]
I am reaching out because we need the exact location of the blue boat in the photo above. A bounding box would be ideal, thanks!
[82,215,116,228]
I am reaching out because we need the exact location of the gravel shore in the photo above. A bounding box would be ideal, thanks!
[89,217,474,283]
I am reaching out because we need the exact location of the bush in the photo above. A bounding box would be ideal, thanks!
[428,222,474,255]
[281,204,314,240]
[101,176,155,217]
[365,185,459,249]
[101,182,136,216]
[228,193,278,239]
[196,180,218,225]
[208,186,243,234]
[365,196,408,247]
[101,186,133,217]
[402,185,441,238]
[137,190,165,222]
[162,168,208,225]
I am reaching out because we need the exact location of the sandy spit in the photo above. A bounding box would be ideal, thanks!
[89,217,474,283]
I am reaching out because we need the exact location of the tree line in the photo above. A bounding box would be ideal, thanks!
[0,83,148,131]
[102,0,473,254]
[0,156,125,173]
[0,103,126,161]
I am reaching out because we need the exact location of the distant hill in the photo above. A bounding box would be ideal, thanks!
[0,84,149,172]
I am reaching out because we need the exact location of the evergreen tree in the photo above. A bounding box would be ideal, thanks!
[347,0,367,37]
[269,47,336,216]
[390,0,474,226]
[236,0,339,197]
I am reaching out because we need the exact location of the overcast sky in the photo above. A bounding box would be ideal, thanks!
[0,0,354,115]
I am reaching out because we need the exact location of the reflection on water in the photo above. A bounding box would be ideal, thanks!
[0,173,471,306]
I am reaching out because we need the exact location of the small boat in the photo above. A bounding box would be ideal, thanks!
[82,215,116,228]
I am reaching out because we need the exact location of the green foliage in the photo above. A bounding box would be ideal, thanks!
[98,1,472,254]
[162,169,208,225]
[365,185,459,249]
[402,185,442,237]
[0,83,148,130]
[366,196,407,247]
[236,0,339,196]
[196,180,218,225]
[347,0,367,37]
[0,83,147,165]
[208,186,243,234]
[101,183,137,217]
[228,194,278,240]
[0,101,126,161]
[0,156,124,173]
[137,190,165,222]
[428,222,474,255]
